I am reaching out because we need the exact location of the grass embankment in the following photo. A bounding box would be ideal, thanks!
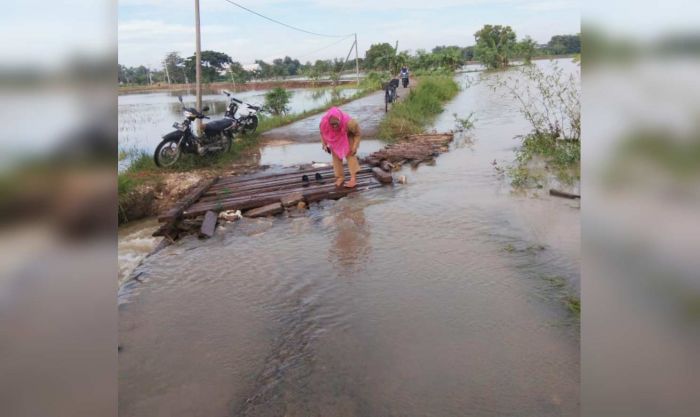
[118,77,384,223]
[378,76,459,140]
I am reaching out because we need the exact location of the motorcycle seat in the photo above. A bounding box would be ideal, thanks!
[204,118,234,134]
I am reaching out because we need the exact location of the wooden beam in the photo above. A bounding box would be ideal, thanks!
[549,189,581,199]
[199,210,218,238]
[158,177,219,222]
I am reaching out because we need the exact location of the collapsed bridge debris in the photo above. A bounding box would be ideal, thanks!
[154,132,454,240]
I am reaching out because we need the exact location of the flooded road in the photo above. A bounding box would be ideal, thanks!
[260,88,389,143]
[119,59,580,416]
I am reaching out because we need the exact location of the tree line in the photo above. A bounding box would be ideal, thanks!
[118,27,580,85]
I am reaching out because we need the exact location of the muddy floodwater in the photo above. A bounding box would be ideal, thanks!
[119,59,580,416]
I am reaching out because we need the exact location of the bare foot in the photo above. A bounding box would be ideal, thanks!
[344,178,357,188]
[334,178,345,187]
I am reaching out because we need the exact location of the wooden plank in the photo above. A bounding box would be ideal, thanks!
[244,202,283,218]
[304,181,382,203]
[199,172,376,203]
[280,191,304,207]
[212,164,357,187]
[158,177,219,222]
[198,210,218,238]
[208,166,372,192]
[184,177,379,218]
[549,189,580,199]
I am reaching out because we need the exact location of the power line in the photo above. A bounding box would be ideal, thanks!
[239,35,353,67]
[221,0,353,38]
[295,35,355,60]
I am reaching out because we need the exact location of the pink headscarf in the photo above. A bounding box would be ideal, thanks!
[319,107,352,159]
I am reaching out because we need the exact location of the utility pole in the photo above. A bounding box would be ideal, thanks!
[354,33,360,87]
[194,0,203,132]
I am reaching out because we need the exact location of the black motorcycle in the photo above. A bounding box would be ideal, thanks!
[223,91,263,135]
[153,96,234,167]
[384,78,400,112]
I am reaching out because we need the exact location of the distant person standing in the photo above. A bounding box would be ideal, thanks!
[319,107,361,188]
[400,66,409,88]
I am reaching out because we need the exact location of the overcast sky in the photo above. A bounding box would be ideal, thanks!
[117,0,580,68]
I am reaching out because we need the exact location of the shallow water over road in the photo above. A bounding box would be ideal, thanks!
[119,59,580,417]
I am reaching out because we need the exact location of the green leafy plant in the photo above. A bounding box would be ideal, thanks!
[264,87,292,115]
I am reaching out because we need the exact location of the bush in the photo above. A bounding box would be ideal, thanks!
[378,76,459,139]
[264,87,292,115]
[494,61,581,185]
[358,71,386,92]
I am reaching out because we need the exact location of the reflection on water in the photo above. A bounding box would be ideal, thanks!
[328,197,371,272]
[119,59,579,417]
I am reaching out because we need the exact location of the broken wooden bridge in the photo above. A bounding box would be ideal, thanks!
[154,133,454,240]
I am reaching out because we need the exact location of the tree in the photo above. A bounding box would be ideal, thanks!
[547,34,580,55]
[254,60,273,79]
[517,36,537,64]
[185,50,233,83]
[474,24,518,69]
[164,51,186,84]
[227,61,250,83]
[264,87,292,115]
[118,65,129,84]
[364,42,396,70]
[462,46,475,62]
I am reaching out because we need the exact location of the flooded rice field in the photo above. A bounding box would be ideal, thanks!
[119,59,580,416]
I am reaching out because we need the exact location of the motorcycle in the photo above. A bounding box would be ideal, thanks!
[383,78,400,112]
[222,91,263,135]
[153,96,234,168]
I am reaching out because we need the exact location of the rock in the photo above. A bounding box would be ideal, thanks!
[280,191,304,207]
[244,202,284,218]
[372,167,394,184]
[297,201,307,210]
[397,175,408,184]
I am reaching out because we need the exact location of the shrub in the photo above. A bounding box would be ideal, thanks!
[264,87,292,115]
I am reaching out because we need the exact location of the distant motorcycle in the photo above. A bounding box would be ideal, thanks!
[384,78,400,112]
[153,96,233,168]
[401,72,409,88]
[222,91,263,135]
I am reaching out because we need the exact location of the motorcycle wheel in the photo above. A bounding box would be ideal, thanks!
[221,133,232,153]
[243,116,258,134]
[154,139,181,167]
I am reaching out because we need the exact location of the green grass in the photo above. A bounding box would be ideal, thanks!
[378,76,459,140]
[565,295,581,316]
[541,275,580,319]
